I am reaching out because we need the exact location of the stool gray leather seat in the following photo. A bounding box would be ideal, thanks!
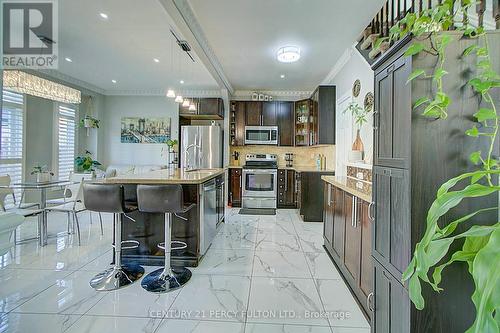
[137,184,195,293]
[83,183,144,291]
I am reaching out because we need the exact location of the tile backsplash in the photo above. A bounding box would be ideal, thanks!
[229,145,336,170]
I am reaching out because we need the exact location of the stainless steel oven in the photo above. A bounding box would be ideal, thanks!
[244,126,278,145]
[242,154,278,209]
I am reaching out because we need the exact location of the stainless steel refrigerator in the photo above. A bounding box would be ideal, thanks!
[180,125,222,170]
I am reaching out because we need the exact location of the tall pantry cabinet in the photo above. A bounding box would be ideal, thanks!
[371,32,499,332]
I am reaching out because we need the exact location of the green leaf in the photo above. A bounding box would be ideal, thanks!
[436,170,500,197]
[413,97,430,109]
[438,34,453,51]
[476,47,488,57]
[478,60,491,70]
[466,225,500,333]
[423,104,442,118]
[473,108,497,122]
[466,126,479,137]
[463,45,478,57]
[469,151,482,165]
[433,68,448,81]
[438,207,497,239]
[404,42,425,57]
[409,274,425,310]
[407,69,426,84]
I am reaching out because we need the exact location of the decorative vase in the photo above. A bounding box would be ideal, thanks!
[352,129,364,152]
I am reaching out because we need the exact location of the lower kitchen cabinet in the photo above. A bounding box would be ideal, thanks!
[299,171,334,222]
[228,168,242,207]
[323,181,373,319]
[373,259,410,333]
[277,169,296,208]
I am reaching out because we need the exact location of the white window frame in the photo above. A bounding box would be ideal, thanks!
[0,89,27,207]
[53,102,78,181]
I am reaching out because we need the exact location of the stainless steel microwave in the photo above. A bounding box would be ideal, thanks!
[244,126,278,145]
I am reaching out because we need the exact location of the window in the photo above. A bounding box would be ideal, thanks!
[56,103,77,180]
[0,90,25,207]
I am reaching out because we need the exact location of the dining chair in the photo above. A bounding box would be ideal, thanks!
[0,212,25,258]
[46,178,103,245]
[0,174,40,211]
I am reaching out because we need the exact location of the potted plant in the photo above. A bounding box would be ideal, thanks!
[31,164,54,183]
[80,115,100,136]
[75,150,102,173]
[343,100,371,161]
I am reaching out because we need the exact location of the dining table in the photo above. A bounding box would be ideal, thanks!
[6,180,74,246]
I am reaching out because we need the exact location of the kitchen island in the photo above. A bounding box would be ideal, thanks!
[100,168,225,267]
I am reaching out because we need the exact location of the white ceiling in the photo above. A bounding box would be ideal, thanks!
[188,0,385,91]
[55,0,219,93]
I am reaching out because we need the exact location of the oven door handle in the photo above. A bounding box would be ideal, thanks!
[243,169,277,174]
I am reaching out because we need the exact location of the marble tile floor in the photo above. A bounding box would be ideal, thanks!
[0,208,370,333]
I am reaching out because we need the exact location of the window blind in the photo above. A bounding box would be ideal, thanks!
[1,90,24,207]
[57,104,76,181]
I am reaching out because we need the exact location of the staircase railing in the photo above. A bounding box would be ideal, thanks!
[358,0,500,62]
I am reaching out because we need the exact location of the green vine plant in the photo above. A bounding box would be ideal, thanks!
[375,1,499,332]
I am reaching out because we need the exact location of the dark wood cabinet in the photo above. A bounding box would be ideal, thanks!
[298,171,334,222]
[245,101,263,126]
[371,33,500,332]
[360,200,372,298]
[230,102,246,146]
[323,181,373,318]
[332,186,345,260]
[373,259,410,333]
[372,166,410,281]
[311,85,336,145]
[228,168,242,207]
[373,55,411,169]
[277,169,296,208]
[323,183,334,248]
[179,98,224,119]
[262,102,277,126]
[278,102,294,146]
[344,194,361,283]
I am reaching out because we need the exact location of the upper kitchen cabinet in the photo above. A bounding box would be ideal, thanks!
[179,98,224,119]
[245,101,278,126]
[295,86,336,146]
[311,85,336,145]
[230,101,246,146]
[277,101,294,146]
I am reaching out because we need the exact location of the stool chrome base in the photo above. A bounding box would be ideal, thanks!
[141,267,192,293]
[90,264,145,291]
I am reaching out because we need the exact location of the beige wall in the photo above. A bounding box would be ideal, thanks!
[229,145,335,170]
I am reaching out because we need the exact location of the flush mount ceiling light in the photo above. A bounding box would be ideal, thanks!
[277,46,301,63]
[182,99,190,107]
[65,57,72,62]
[174,95,184,103]
[179,80,184,84]
[99,12,109,19]
[280,74,285,78]
[111,79,117,83]
[166,89,175,98]
[3,70,81,104]
[153,58,160,63]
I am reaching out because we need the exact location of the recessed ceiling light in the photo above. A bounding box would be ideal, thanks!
[111,79,117,83]
[99,12,108,19]
[180,80,184,84]
[65,57,72,62]
[277,46,301,63]
[280,74,285,78]
[153,58,160,63]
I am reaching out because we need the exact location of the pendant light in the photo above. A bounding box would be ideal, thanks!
[182,98,190,107]
[175,95,183,103]
[189,102,196,111]
[166,35,176,98]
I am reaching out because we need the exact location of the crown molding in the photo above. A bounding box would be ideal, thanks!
[105,88,222,97]
[321,45,355,85]
[232,90,312,101]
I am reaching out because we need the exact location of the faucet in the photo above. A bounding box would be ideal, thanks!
[184,143,201,171]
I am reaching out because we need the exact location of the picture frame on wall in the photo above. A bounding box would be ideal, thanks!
[120,117,171,143]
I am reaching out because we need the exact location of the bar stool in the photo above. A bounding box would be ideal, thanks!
[137,184,195,293]
[83,183,145,291]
